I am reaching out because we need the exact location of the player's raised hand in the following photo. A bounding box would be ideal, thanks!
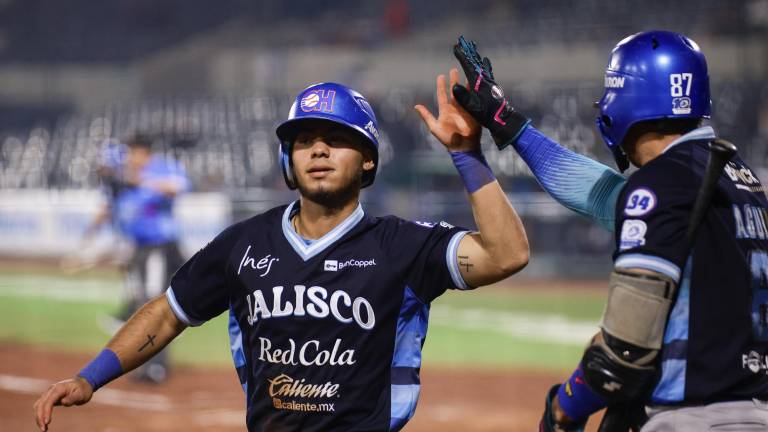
[33,377,94,431]
[414,68,482,152]
[452,36,530,150]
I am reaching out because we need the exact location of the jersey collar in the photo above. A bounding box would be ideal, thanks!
[281,200,365,261]
[661,125,716,154]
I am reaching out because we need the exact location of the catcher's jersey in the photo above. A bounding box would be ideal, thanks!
[612,127,768,404]
[167,201,470,431]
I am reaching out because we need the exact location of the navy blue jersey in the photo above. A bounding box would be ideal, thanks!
[613,129,768,405]
[166,201,470,431]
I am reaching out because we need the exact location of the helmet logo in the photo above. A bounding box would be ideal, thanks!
[672,97,692,115]
[605,76,625,88]
[300,89,336,113]
[669,73,694,114]
[364,120,379,140]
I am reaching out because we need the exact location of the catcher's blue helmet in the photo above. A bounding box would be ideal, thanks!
[276,82,380,189]
[596,31,711,171]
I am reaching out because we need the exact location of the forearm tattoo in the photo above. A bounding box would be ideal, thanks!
[138,334,157,352]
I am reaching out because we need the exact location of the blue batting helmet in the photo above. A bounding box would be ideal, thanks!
[595,31,711,171]
[276,82,380,189]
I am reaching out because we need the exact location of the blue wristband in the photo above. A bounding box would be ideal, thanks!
[556,366,607,422]
[450,150,495,193]
[77,349,123,391]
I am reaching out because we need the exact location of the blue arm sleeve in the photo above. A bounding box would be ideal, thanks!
[513,126,626,231]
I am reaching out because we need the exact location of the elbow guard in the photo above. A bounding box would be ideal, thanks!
[582,270,678,402]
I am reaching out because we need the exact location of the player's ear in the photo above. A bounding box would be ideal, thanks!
[360,144,376,172]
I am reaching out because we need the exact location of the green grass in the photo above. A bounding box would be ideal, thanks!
[0,271,234,367]
[0,270,605,371]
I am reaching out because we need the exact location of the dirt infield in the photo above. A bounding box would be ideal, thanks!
[0,344,607,432]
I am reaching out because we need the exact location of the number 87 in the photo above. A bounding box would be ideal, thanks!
[670,73,693,97]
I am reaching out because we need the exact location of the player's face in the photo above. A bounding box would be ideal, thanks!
[126,146,151,169]
[291,121,375,206]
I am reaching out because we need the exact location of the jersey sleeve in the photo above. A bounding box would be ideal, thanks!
[514,126,626,231]
[613,159,698,282]
[397,220,471,303]
[166,223,240,326]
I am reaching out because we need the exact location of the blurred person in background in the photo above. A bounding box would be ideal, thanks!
[82,133,190,384]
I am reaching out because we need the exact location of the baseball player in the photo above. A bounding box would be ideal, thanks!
[84,133,190,383]
[33,81,529,431]
[450,33,768,431]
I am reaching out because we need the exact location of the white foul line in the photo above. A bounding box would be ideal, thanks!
[0,374,171,411]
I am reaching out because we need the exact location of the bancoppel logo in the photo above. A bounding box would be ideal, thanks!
[725,162,764,193]
[268,374,338,413]
[325,258,377,271]
[605,76,625,89]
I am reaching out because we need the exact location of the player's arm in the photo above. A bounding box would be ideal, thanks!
[33,295,186,431]
[542,266,675,431]
[451,36,626,231]
[139,163,190,197]
[82,203,111,239]
[416,69,529,287]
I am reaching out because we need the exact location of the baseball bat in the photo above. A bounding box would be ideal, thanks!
[685,138,737,246]
[597,138,738,432]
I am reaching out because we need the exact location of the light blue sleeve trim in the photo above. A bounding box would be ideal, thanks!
[514,127,626,231]
[165,287,205,326]
[446,231,471,290]
[614,253,682,282]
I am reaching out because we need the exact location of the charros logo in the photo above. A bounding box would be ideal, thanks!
[300,89,336,113]
[268,374,338,413]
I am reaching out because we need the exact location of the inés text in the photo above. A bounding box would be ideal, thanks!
[238,245,279,277]
[245,285,375,330]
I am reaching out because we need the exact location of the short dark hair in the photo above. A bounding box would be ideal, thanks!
[631,118,701,139]
[125,133,153,150]
[622,118,702,148]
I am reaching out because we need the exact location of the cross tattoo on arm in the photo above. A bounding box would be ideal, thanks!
[458,255,473,273]
[138,334,157,352]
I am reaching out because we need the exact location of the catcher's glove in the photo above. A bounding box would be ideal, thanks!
[452,36,530,150]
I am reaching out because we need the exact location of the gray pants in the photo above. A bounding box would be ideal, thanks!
[643,400,768,431]
[124,242,184,382]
